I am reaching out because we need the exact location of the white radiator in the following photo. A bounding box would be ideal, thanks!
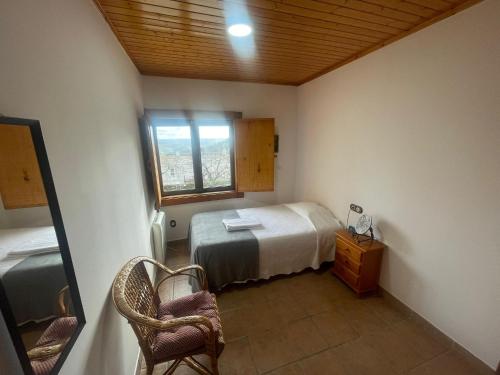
[152,211,167,264]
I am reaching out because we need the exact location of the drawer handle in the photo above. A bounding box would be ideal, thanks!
[344,259,349,265]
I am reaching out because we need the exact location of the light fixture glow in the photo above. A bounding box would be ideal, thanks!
[227,24,252,37]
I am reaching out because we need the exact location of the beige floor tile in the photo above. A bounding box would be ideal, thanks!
[329,337,399,375]
[165,243,191,268]
[286,271,320,290]
[328,281,358,301]
[298,349,350,375]
[247,300,290,334]
[259,278,292,302]
[220,294,308,343]
[220,307,252,341]
[391,319,449,362]
[316,271,358,298]
[167,240,189,251]
[286,269,355,306]
[248,328,299,373]
[311,309,359,347]
[216,285,269,312]
[285,317,329,357]
[286,271,349,300]
[362,327,432,374]
[291,288,338,315]
[362,296,410,326]
[219,337,258,375]
[215,290,244,312]
[165,254,190,268]
[267,295,308,325]
[408,350,486,375]
[266,362,304,375]
[335,299,389,335]
[249,317,327,373]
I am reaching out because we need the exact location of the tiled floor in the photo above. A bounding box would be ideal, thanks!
[141,241,492,375]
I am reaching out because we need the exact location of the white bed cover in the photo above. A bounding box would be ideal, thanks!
[237,202,341,280]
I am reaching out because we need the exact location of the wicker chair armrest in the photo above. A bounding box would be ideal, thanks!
[155,264,208,292]
[27,343,65,360]
[130,312,215,335]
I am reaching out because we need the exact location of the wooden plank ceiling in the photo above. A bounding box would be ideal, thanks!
[94,0,482,85]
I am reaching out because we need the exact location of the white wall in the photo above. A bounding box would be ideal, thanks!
[142,77,297,240]
[0,205,53,229]
[0,1,154,374]
[295,0,500,369]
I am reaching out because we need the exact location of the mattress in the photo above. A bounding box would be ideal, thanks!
[189,202,342,290]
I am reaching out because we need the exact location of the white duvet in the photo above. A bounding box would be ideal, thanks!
[236,202,341,280]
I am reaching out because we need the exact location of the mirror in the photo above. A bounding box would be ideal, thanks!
[0,117,85,375]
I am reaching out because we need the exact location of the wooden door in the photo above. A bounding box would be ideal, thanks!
[234,118,275,192]
[0,124,48,209]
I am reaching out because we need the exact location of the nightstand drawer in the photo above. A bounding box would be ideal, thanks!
[335,251,361,275]
[336,238,363,263]
[334,262,359,288]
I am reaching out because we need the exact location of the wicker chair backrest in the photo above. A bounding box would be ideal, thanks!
[112,258,162,365]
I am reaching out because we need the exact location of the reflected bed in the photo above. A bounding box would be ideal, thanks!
[0,227,66,325]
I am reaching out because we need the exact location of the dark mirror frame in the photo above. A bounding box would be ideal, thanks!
[0,116,85,375]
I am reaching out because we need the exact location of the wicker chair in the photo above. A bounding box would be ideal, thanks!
[112,256,224,375]
[28,286,77,375]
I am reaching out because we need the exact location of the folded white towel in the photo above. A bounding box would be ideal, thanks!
[0,226,59,260]
[222,218,262,232]
[5,247,59,260]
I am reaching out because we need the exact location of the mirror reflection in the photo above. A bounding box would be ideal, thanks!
[0,123,77,375]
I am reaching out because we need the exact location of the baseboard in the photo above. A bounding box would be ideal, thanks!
[378,287,495,375]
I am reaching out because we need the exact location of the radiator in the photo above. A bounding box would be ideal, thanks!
[152,211,166,264]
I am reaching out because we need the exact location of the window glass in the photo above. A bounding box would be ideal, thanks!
[199,124,232,189]
[155,125,195,192]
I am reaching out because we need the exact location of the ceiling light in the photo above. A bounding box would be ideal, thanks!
[227,24,252,37]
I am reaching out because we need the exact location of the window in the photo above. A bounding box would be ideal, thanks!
[149,112,237,197]
[142,110,275,207]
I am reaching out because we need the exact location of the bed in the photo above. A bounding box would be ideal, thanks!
[0,226,66,325]
[189,202,342,291]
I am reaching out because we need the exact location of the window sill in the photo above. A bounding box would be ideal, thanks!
[161,190,244,206]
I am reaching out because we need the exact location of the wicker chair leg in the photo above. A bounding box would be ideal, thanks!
[183,357,211,375]
[210,354,219,375]
[163,359,182,375]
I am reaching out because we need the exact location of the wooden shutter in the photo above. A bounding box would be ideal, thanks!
[0,124,48,209]
[234,118,275,192]
[141,117,162,209]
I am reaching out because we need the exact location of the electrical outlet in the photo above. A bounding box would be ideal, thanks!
[350,203,363,214]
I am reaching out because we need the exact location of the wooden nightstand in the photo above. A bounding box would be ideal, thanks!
[332,229,385,295]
